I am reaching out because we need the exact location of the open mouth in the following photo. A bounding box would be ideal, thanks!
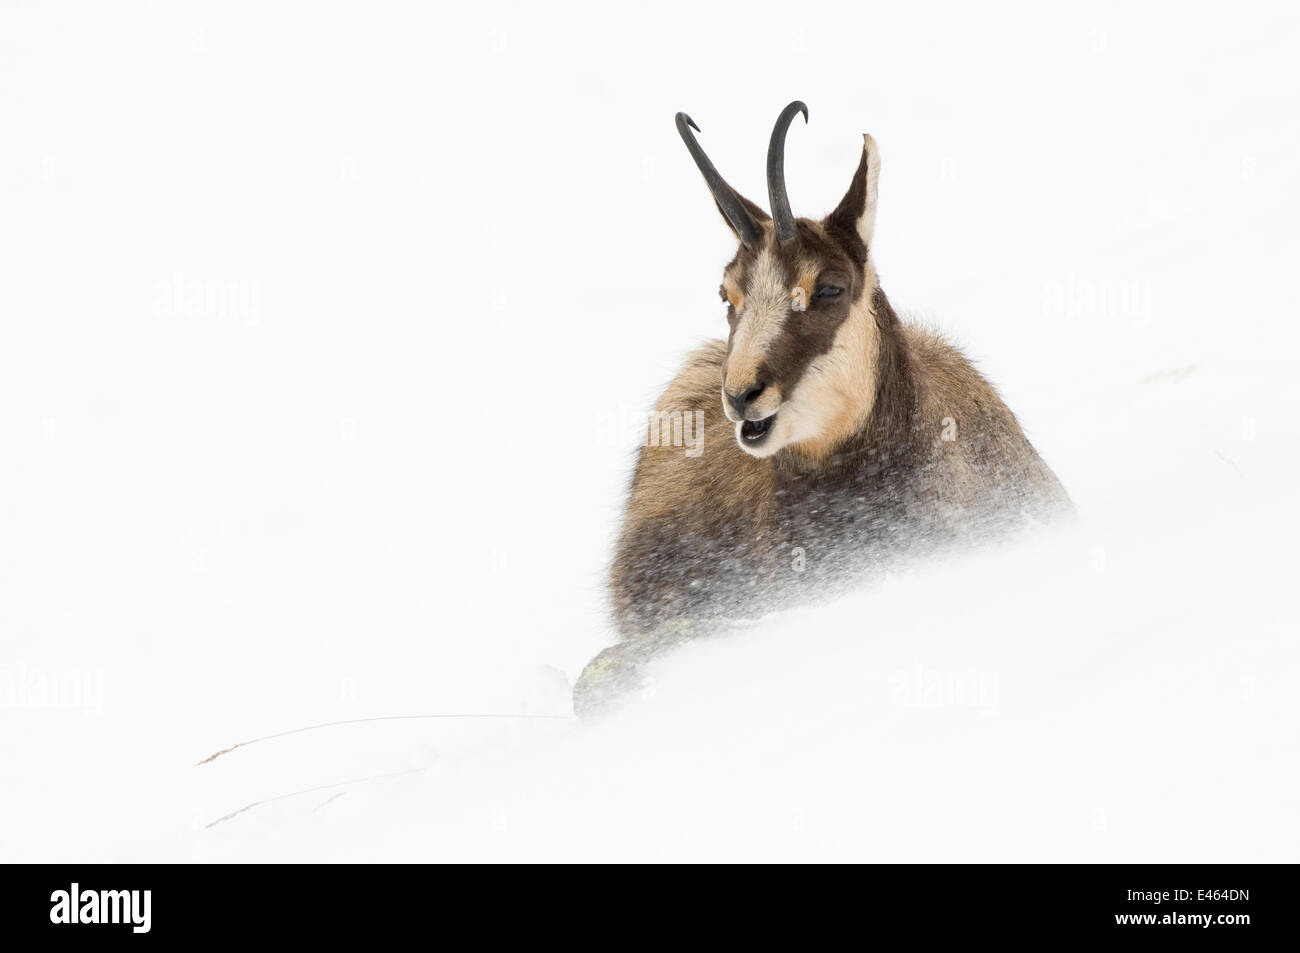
[740,413,776,444]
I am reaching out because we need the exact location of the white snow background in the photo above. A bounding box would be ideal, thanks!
[1,1,1297,861]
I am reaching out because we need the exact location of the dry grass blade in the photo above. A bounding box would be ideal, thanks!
[205,768,423,829]
[196,712,573,766]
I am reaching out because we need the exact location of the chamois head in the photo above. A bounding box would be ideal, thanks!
[677,102,883,461]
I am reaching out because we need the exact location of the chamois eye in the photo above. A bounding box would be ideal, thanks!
[814,285,843,300]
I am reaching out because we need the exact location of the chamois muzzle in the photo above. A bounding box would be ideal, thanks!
[767,100,808,244]
[675,112,760,245]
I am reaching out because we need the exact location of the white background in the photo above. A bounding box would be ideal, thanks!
[1,1,1297,861]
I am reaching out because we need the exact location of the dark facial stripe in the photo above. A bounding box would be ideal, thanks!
[726,222,865,397]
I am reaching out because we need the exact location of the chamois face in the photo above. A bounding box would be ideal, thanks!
[715,134,883,461]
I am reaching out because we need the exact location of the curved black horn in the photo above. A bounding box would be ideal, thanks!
[676,112,760,245]
[767,101,808,244]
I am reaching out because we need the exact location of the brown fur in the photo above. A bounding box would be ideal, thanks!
[610,289,1070,637]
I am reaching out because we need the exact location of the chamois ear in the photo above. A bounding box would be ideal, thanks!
[825,134,881,261]
[715,194,771,241]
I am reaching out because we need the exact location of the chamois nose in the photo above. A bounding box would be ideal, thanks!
[726,382,766,418]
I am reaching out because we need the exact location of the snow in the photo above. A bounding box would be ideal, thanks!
[1,1,1297,861]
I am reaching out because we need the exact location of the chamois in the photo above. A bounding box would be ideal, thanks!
[574,102,1071,716]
